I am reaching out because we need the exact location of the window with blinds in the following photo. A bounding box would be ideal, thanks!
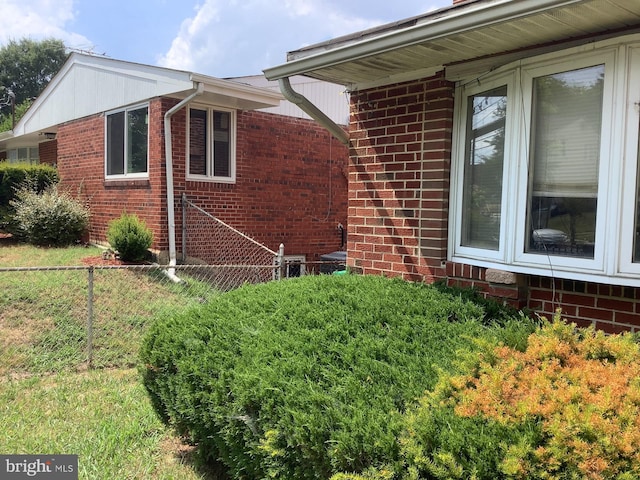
[526,65,604,258]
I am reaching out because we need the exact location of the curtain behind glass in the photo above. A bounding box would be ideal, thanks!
[526,65,603,258]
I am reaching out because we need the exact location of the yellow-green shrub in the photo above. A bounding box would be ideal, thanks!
[392,314,640,479]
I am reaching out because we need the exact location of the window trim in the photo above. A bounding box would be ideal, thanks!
[450,71,517,262]
[512,51,616,273]
[186,105,237,184]
[618,44,640,276]
[104,103,149,180]
[450,36,640,285]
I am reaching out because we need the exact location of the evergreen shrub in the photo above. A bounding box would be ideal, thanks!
[11,184,89,246]
[375,314,640,479]
[140,274,534,479]
[106,212,153,262]
[0,162,59,233]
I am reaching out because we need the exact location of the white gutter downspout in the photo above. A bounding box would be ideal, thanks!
[278,77,349,146]
[164,82,204,281]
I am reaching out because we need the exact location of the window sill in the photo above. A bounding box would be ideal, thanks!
[450,254,640,288]
[103,179,151,188]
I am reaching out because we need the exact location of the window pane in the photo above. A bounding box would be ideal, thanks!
[461,86,507,250]
[189,109,207,176]
[526,65,603,258]
[127,107,148,174]
[633,116,640,263]
[107,111,125,175]
[213,111,230,177]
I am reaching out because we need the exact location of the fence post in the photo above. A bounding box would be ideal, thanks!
[182,192,187,262]
[87,266,94,369]
[277,243,285,280]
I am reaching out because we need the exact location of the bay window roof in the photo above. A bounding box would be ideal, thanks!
[263,0,640,90]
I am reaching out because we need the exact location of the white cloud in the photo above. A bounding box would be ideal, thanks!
[158,0,387,77]
[0,0,91,49]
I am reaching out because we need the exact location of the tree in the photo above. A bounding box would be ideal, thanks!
[0,38,68,129]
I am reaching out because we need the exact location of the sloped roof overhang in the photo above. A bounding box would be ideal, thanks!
[5,53,282,146]
[263,0,640,90]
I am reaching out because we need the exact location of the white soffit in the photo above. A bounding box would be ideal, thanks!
[264,0,640,90]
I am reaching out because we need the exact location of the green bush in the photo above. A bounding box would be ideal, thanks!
[140,274,534,479]
[106,212,153,262]
[0,162,59,232]
[10,184,89,246]
[432,280,524,326]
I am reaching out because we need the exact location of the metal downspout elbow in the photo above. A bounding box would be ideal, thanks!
[278,77,349,146]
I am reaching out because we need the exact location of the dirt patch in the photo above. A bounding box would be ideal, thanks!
[80,255,125,266]
[0,232,18,245]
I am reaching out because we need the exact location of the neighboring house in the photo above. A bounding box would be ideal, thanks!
[264,0,640,332]
[0,53,349,268]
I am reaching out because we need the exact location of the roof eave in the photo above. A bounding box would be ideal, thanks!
[263,0,586,84]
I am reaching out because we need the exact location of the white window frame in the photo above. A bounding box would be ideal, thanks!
[7,146,39,164]
[104,103,149,180]
[186,105,237,184]
[618,44,640,276]
[449,35,640,286]
[513,51,616,273]
[450,71,517,263]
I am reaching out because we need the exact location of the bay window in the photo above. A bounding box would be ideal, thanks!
[451,37,640,285]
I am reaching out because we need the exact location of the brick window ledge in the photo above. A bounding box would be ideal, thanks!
[103,179,150,189]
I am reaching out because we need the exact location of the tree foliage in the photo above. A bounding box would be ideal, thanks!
[0,38,67,129]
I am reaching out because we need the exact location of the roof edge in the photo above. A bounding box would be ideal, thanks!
[263,0,585,82]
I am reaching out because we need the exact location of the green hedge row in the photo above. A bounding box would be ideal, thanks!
[141,274,534,479]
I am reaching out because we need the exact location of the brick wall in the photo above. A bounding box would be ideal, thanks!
[349,72,640,331]
[57,97,348,262]
[38,140,58,166]
[57,99,169,250]
[348,72,453,283]
[172,106,349,261]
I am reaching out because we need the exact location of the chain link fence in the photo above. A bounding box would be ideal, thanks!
[181,194,284,289]
[0,263,279,377]
[1,196,345,378]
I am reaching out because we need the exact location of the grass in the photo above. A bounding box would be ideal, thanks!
[0,243,217,374]
[0,369,211,479]
[0,242,220,479]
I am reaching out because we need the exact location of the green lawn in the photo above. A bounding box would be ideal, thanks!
[0,243,219,479]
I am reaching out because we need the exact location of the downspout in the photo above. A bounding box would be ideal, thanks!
[278,77,349,146]
[164,82,204,281]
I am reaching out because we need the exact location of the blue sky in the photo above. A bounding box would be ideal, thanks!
[0,0,453,78]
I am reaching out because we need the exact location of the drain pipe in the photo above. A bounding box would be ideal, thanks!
[164,82,204,281]
[278,77,349,146]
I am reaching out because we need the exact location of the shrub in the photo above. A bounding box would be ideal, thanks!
[0,162,59,233]
[10,184,89,246]
[106,212,153,262]
[385,315,640,479]
[140,274,534,479]
[432,280,524,326]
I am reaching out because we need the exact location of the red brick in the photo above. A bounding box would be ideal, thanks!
[58,99,348,261]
